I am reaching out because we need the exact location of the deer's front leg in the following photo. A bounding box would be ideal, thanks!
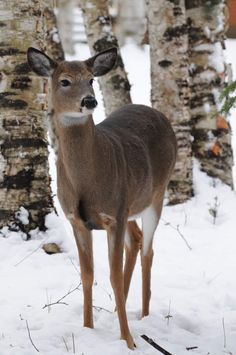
[72,220,94,328]
[107,221,135,350]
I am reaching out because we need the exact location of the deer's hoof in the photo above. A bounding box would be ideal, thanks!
[122,333,136,350]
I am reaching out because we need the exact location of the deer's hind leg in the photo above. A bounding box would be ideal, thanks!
[141,199,164,317]
[124,221,142,303]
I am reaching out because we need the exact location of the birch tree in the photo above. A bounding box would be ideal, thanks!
[79,0,131,115]
[0,0,62,234]
[146,0,193,204]
[186,0,233,187]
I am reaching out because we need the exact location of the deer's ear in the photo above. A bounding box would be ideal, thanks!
[86,47,117,77]
[27,47,57,77]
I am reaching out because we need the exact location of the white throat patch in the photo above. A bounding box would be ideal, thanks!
[58,112,90,126]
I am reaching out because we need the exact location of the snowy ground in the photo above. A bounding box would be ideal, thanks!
[0,41,236,355]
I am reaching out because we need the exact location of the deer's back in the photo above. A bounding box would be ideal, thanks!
[98,104,177,179]
[97,104,177,212]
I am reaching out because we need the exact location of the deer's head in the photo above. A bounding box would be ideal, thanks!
[27,47,117,124]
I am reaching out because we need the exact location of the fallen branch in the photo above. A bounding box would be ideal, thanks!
[26,320,40,352]
[186,346,198,351]
[141,335,173,355]
[42,283,81,310]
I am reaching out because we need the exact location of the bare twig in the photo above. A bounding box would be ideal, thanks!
[46,289,52,313]
[42,283,81,310]
[141,335,173,355]
[94,281,113,301]
[162,219,192,251]
[68,256,81,277]
[25,320,40,352]
[14,241,46,267]
[222,317,226,348]
[93,305,112,313]
[164,300,172,326]
[208,196,220,225]
[72,333,75,354]
[183,209,188,226]
[62,337,69,352]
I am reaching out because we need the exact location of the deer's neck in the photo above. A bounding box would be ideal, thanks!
[55,114,96,183]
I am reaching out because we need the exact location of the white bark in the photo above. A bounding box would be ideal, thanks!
[0,0,57,233]
[146,0,193,204]
[186,0,233,187]
[80,0,132,115]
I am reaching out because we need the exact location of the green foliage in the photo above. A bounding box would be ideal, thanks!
[203,0,222,12]
[219,80,236,116]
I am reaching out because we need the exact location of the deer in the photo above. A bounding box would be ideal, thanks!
[27,46,177,349]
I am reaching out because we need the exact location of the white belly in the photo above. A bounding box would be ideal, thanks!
[126,205,158,255]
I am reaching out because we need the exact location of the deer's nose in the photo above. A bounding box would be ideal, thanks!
[81,96,97,109]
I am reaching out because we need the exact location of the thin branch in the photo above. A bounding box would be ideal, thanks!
[72,333,75,354]
[162,219,192,251]
[68,256,81,277]
[62,337,69,352]
[25,320,40,353]
[141,335,173,355]
[14,241,46,267]
[164,300,172,326]
[93,305,112,313]
[186,346,198,351]
[42,283,81,310]
[94,281,113,301]
[222,317,226,348]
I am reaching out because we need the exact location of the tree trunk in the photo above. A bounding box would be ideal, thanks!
[186,0,233,187]
[146,0,193,204]
[79,0,132,115]
[0,0,60,234]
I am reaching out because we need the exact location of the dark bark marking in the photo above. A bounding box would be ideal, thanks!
[173,6,183,16]
[2,138,48,150]
[190,92,215,109]
[93,36,118,53]
[164,24,188,41]
[11,76,32,90]
[158,60,173,68]
[0,48,20,56]
[0,22,6,27]
[110,74,131,91]
[0,93,28,109]
[14,62,31,74]
[188,26,208,44]
[167,0,180,4]
[1,169,34,189]
[32,9,42,16]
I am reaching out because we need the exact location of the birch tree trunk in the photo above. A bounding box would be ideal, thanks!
[146,0,193,204]
[186,0,233,187]
[79,0,131,115]
[0,0,61,234]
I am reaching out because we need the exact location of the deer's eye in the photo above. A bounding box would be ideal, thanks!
[89,78,94,86]
[60,79,71,87]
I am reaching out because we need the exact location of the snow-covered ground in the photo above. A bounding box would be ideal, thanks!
[0,41,236,355]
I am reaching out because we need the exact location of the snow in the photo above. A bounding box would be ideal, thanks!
[0,41,236,355]
[15,207,29,226]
